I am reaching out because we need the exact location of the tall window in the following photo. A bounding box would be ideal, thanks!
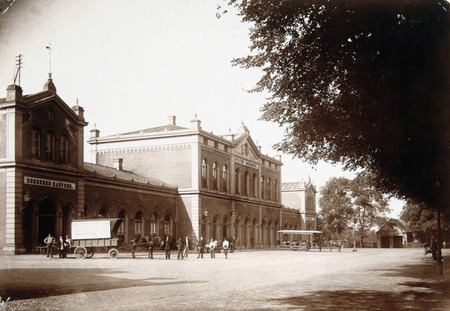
[244,171,249,196]
[267,178,272,200]
[274,179,278,202]
[235,168,240,195]
[201,159,207,188]
[150,213,157,235]
[32,128,40,158]
[261,176,265,199]
[222,165,228,192]
[164,215,171,236]
[118,210,126,240]
[45,131,55,161]
[212,162,218,190]
[61,134,69,164]
[135,212,142,237]
[252,173,258,197]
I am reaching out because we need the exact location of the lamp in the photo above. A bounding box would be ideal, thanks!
[24,190,31,203]
[203,210,209,217]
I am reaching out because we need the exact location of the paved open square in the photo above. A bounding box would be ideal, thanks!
[1,248,449,310]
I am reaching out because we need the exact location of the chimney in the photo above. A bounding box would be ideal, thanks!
[168,115,176,125]
[6,84,23,102]
[90,128,100,140]
[113,158,123,171]
[191,114,202,130]
[72,104,85,121]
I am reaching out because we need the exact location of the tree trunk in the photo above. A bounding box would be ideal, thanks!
[437,206,443,276]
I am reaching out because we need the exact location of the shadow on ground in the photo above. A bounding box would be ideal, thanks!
[0,268,205,300]
[266,259,450,311]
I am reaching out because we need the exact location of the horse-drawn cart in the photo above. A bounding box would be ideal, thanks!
[71,218,123,259]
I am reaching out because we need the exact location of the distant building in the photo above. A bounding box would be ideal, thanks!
[0,79,313,254]
[377,219,409,248]
[281,180,317,230]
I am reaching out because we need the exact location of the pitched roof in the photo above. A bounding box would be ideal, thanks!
[83,162,176,189]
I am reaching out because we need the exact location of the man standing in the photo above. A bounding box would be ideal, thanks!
[57,236,65,258]
[176,237,184,260]
[44,233,55,258]
[209,239,216,259]
[164,236,171,260]
[183,236,189,258]
[146,235,155,259]
[197,236,205,259]
[222,238,230,259]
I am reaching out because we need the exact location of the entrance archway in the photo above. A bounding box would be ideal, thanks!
[38,198,57,245]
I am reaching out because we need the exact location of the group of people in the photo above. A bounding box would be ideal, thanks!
[45,232,235,259]
[43,233,71,258]
[158,236,235,260]
[195,237,232,259]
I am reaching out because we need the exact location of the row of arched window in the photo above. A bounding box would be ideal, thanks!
[201,158,279,202]
[32,128,69,164]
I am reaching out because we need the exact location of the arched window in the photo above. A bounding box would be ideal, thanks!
[222,165,228,192]
[212,162,218,190]
[60,134,69,164]
[235,168,240,195]
[164,215,171,236]
[118,210,126,240]
[150,213,157,236]
[201,159,207,188]
[32,128,40,158]
[135,212,142,237]
[261,176,265,199]
[45,131,55,161]
[244,171,249,196]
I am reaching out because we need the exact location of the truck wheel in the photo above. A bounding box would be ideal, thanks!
[108,248,119,259]
[74,246,87,259]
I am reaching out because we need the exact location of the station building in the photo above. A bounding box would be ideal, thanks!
[0,79,316,255]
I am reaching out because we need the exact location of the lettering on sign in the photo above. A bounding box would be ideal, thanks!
[234,157,259,169]
[306,217,315,222]
[24,176,76,190]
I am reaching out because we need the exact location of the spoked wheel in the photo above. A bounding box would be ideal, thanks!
[74,246,87,259]
[108,248,119,259]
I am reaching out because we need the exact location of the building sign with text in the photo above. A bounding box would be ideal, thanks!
[24,176,76,190]
[234,157,259,169]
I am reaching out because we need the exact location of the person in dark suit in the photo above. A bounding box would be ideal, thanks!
[197,236,205,259]
[131,235,141,259]
[146,235,155,259]
[176,237,184,260]
[57,236,65,258]
[164,236,171,259]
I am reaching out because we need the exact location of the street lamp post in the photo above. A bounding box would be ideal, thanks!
[353,217,357,252]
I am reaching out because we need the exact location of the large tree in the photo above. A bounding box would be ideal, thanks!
[226,0,449,209]
[351,172,390,247]
[318,177,354,239]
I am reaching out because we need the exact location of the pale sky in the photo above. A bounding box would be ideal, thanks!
[0,0,404,217]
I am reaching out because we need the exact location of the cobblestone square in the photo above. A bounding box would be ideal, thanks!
[1,248,449,310]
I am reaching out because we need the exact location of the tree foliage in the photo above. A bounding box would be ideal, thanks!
[227,0,449,208]
[318,177,354,238]
[318,172,390,246]
[401,200,450,241]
